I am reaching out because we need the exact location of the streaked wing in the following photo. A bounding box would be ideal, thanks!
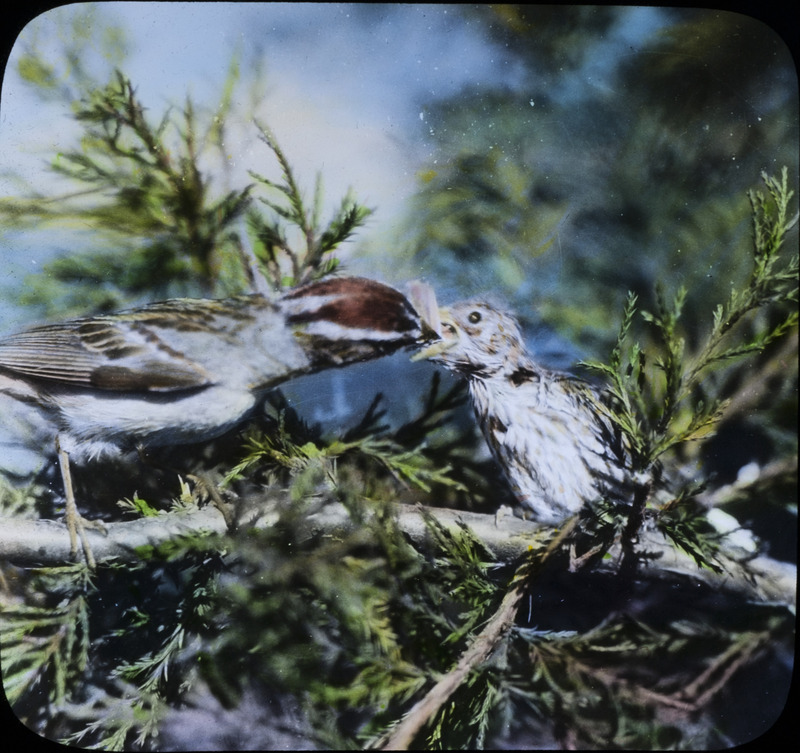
[0,298,263,392]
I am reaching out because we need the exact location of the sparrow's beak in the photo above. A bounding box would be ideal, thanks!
[411,308,457,361]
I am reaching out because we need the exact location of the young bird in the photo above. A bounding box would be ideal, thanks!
[0,276,430,562]
[415,300,632,524]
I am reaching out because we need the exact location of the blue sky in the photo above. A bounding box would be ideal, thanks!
[1,4,527,231]
[0,4,524,325]
[0,3,668,320]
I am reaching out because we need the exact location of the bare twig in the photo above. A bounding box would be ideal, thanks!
[618,478,653,580]
[717,330,798,427]
[677,629,772,709]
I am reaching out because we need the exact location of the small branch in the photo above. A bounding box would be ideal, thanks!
[376,574,525,750]
[618,478,653,580]
[0,506,228,566]
[569,539,608,571]
[0,502,542,568]
[376,521,577,751]
[677,629,771,709]
[697,454,797,508]
[717,330,798,427]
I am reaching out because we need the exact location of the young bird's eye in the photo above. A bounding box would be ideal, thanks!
[468,311,482,324]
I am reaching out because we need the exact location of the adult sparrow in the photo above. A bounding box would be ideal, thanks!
[0,276,431,562]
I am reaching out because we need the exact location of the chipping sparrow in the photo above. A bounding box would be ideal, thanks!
[415,300,632,524]
[0,276,430,562]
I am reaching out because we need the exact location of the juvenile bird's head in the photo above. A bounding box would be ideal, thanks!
[414,301,526,378]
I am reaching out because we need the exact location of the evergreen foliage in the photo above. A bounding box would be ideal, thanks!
[246,124,371,290]
[2,71,252,313]
[1,7,796,750]
[578,168,797,574]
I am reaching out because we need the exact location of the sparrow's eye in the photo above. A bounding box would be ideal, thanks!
[468,311,482,324]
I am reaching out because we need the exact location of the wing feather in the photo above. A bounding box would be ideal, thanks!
[0,316,214,392]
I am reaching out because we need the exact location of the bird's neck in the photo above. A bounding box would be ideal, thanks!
[467,352,541,384]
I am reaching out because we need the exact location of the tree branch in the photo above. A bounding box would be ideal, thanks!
[375,520,577,751]
[717,330,798,427]
[0,500,794,607]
